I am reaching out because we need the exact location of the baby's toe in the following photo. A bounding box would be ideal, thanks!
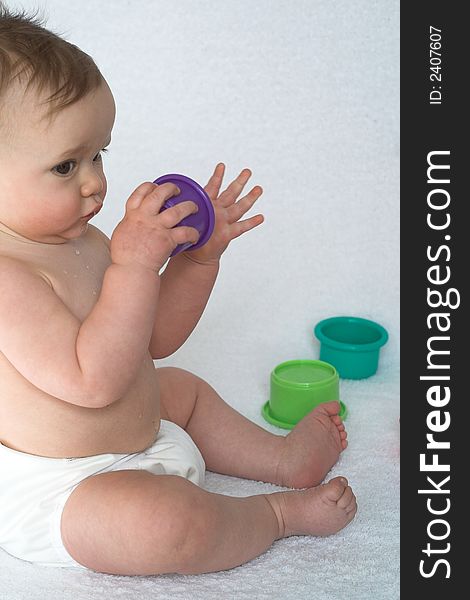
[324,477,348,503]
[320,401,341,416]
[346,496,357,516]
[331,415,343,426]
[337,485,354,509]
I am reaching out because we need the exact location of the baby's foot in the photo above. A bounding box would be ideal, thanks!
[276,401,347,489]
[267,476,357,538]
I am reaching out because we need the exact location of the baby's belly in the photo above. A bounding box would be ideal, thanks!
[0,355,161,458]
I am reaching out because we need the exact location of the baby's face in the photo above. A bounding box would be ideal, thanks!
[0,80,116,244]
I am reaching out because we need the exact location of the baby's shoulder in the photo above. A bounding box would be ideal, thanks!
[0,251,50,284]
[0,253,52,293]
[0,250,39,273]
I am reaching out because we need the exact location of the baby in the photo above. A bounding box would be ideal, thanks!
[0,7,356,575]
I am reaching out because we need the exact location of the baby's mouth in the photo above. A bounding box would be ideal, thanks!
[83,205,102,219]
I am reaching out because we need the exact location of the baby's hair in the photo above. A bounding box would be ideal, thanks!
[0,2,103,122]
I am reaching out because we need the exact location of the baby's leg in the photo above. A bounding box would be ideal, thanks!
[158,367,347,488]
[61,469,356,575]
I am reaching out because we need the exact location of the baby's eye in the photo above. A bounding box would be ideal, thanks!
[52,160,76,176]
[93,148,109,162]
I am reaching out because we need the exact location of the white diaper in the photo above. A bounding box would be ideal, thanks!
[0,420,205,568]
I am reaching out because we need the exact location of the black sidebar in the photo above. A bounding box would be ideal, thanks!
[401,2,466,596]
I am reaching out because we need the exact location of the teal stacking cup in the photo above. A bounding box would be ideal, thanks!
[314,316,388,379]
[262,360,347,430]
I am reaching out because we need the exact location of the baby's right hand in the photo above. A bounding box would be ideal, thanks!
[110,182,200,271]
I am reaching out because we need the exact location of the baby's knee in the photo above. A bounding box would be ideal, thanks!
[157,365,201,387]
[157,365,208,398]
[62,471,207,575]
[151,476,213,572]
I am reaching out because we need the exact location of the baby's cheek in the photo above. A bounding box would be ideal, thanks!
[100,174,108,200]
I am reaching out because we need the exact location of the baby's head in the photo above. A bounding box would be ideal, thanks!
[0,4,115,243]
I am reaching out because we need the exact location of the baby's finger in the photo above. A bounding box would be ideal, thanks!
[125,182,160,211]
[170,225,200,247]
[218,168,252,208]
[158,200,198,228]
[140,182,181,215]
[229,213,264,240]
[204,163,225,202]
[227,186,263,223]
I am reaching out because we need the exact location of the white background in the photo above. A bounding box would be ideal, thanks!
[9,0,399,378]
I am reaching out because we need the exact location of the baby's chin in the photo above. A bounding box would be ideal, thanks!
[55,219,94,242]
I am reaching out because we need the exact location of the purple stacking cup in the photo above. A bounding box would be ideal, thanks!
[153,173,215,257]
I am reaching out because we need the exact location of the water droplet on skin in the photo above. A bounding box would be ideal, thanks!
[75,249,80,255]
[92,290,97,296]
[86,265,89,269]
[63,270,68,275]
[73,274,78,279]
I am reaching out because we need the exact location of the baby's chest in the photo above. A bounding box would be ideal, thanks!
[46,247,111,322]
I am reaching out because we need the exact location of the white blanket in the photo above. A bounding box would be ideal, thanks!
[0,361,399,600]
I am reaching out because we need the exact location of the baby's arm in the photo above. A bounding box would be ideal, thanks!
[149,253,219,358]
[149,165,263,358]
[0,256,157,407]
[0,182,197,408]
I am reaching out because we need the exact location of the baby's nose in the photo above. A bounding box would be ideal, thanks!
[81,173,104,198]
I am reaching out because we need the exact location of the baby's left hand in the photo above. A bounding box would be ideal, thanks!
[183,163,264,264]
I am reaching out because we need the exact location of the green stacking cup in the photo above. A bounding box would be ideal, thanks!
[262,360,347,430]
